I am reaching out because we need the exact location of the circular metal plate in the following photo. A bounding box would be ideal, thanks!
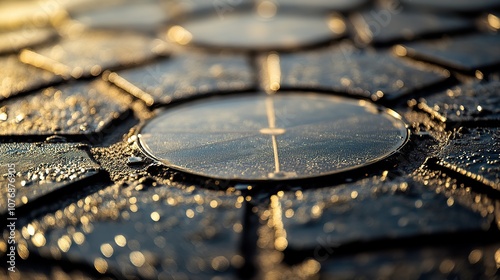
[138,93,409,181]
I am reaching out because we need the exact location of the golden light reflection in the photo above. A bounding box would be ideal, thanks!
[94,257,108,274]
[299,259,321,276]
[114,235,127,247]
[186,209,195,218]
[267,52,281,92]
[233,223,243,233]
[329,14,346,34]
[17,243,29,260]
[210,200,219,208]
[211,256,230,272]
[350,191,358,199]
[468,249,483,264]
[27,224,35,236]
[130,204,138,212]
[19,49,72,79]
[0,240,7,253]
[100,243,114,258]
[393,45,407,56]
[130,251,146,267]
[151,211,161,221]
[311,204,322,218]
[167,25,192,45]
[257,1,278,19]
[73,232,85,245]
[32,232,46,247]
[488,14,500,30]
[270,195,288,251]
[57,235,72,252]
[104,71,155,106]
[495,249,500,268]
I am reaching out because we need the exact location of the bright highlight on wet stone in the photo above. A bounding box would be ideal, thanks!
[138,93,409,181]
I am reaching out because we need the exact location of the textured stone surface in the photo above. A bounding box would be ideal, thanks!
[399,34,500,73]
[164,0,251,17]
[0,80,132,136]
[274,0,368,12]
[400,0,500,13]
[319,244,500,280]
[352,10,471,45]
[437,128,500,188]
[278,45,449,100]
[20,31,168,79]
[15,182,244,279]
[277,177,490,251]
[0,0,66,30]
[0,27,57,54]
[71,1,168,32]
[171,12,345,51]
[108,52,254,106]
[1,0,500,279]
[0,54,62,100]
[0,143,100,214]
[417,81,500,125]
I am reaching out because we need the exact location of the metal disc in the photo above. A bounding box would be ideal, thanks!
[138,93,409,181]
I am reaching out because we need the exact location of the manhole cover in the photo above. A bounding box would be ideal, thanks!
[138,93,409,181]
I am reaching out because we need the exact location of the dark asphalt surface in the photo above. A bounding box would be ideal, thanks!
[1,0,500,279]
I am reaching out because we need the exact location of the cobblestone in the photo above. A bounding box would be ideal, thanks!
[1,1,499,279]
[0,143,100,215]
[0,54,61,100]
[278,45,449,100]
[107,51,254,106]
[0,80,132,136]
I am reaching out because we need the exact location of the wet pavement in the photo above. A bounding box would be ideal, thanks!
[0,0,499,279]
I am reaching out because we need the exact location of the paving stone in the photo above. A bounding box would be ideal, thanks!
[19,31,168,79]
[413,162,500,231]
[1,0,500,278]
[59,0,135,13]
[0,0,67,30]
[0,80,132,136]
[274,0,368,12]
[0,143,100,215]
[278,45,449,100]
[436,128,500,189]
[168,11,345,51]
[0,27,57,55]
[400,0,500,13]
[16,182,244,279]
[277,176,491,251]
[70,1,168,32]
[107,52,254,106]
[417,81,500,125]
[319,244,500,279]
[0,54,62,100]
[351,10,472,45]
[166,0,251,17]
[0,264,110,280]
[398,33,500,73]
